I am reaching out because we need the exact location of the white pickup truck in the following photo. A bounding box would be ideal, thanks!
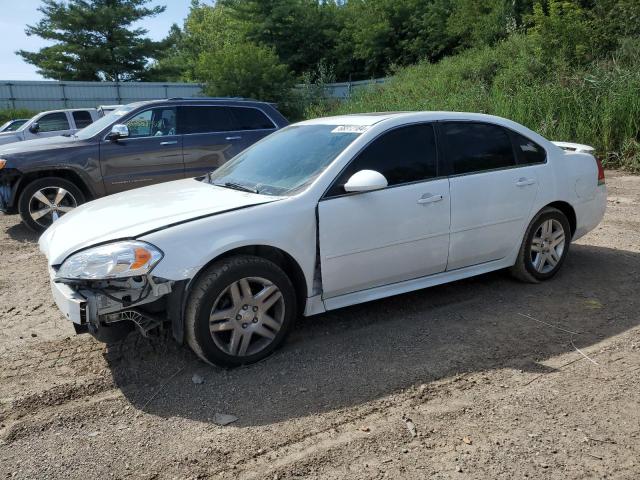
[0,108,100,146]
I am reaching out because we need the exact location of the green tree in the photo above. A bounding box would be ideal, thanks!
[17,0,166,81]
[220,0,342,77]
[195,41,294,103]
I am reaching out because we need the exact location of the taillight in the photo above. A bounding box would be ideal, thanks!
[596,157,605,186]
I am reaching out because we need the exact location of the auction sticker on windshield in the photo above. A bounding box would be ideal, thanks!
[331,125,369,133]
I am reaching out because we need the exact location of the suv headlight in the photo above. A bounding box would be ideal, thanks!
[56,241,163,280]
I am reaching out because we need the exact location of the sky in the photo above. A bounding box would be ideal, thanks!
[0,0,193,81]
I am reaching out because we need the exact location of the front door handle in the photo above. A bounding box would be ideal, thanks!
[417,194,444,204]
[160,140,178,146]
[225,136,242,141]
[515,177,536,187]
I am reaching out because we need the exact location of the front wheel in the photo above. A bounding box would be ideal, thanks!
[18,177,85,232]
[185,255,297,367]
[510,207,571,283]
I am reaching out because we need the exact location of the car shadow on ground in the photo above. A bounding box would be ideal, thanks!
[5,221,39,243]
[102,243,639,427]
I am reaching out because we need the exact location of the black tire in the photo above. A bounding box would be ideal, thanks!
[510,207,572,283]
[185,255,297,368]
[18,177,85,233]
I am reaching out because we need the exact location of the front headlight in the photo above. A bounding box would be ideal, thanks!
[56,241,163,280]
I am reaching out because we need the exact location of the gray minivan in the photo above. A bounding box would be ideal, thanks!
[0,98,288,231]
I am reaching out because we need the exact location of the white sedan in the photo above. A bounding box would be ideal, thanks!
[40,112,607,366]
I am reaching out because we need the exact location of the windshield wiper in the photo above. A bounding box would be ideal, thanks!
[214,181,259,194]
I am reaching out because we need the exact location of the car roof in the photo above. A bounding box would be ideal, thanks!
[37,108,97,114]
[132,97,271,107]
[297,111,520,127]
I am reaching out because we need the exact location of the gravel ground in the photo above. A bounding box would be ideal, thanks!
[1,170,639,479]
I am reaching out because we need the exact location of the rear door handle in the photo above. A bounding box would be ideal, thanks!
[160,140,178,146]
[225,136,242,141]
[417,194,444,204]
[515,177,536,187]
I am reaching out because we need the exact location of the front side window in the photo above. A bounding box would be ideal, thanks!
[37,112,70,132]
[511,132,546,165]
[326,123,438,197]
[72,111,93,129]
[442,122,516,175]
[126,107,177,138]
[207,125,361,196]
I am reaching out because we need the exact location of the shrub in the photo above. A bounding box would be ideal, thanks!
[0,109,35,124]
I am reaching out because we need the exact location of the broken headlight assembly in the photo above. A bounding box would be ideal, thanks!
[55,240,163,281]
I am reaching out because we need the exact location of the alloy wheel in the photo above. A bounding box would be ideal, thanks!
[208,276,285,357]
[530,218,565,274]
[28,187,77,228]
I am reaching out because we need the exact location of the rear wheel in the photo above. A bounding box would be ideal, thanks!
[510,207,571,283]
[185,255,297,367]
[18,177,85,232]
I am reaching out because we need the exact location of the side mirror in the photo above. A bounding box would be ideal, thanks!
[344,170,388,193]
[107,124,129,141]
[29,122,40,134]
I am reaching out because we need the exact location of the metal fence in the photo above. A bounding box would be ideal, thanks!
[317,78,387,100]
[0,81,205,111]
[0,78,388,111]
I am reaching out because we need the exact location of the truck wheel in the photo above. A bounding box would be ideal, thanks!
[185,255,297,367]
[18,177,85,232]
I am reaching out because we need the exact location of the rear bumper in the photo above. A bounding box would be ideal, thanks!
[573,185,607,241]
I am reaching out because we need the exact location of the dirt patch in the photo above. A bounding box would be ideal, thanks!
[1,170,639,479]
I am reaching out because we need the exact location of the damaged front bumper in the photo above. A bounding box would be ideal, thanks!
[49,268,177,342]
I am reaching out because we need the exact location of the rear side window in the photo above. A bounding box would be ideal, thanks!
[180,106,235,134]
[441,122,516,175]
[326,123,438,197]
[37,112,70,132]
[231,107,275,130]
[72,111,93,129]
[511,132,546,165]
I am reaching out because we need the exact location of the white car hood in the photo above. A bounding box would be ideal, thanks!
[39,178,281,265]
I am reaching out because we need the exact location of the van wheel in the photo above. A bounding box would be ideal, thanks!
[185,255,297,367]
[510,207,571,283]
[18,177,85,232]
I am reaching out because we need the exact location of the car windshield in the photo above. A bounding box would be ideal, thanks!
[1,120,27,132]
[74,105,137,139]
[207,124,361,196]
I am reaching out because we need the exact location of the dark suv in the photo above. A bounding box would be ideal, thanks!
[0,98,288,231]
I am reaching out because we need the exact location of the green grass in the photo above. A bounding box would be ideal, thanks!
[0,108,35,125]
[315,35,640,171]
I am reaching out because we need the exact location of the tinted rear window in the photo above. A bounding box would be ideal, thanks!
[72,111,93,129]
[180,106,235,134]
[231,107,275,130]
[511,132,546,165]
[441,122,516,175]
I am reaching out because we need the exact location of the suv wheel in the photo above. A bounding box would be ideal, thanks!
[185,255,297,367]
[510,207,571,283]
[18,177,85,232]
